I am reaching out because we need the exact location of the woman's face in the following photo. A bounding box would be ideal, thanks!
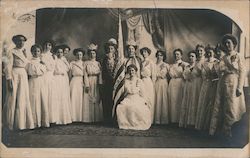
[156,52,164,61]
[128,45,136,57]
[189,53,196,63]
[57,49,64,58]
[128,67,136,77]
[32,47,41,58]
[89,50,96,59]
[108,46,116,54]
[174,51,182,61]
[216,50,226,59]
[142,50,149,58]
[76,51,83,60]
[45,43,52,51]
[225,39,235,52]
[64,48,70,55]
[15,39,25,48]
[207,49,215,58]
[197,47,205,58]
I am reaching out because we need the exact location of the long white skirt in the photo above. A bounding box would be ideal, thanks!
[141,77,155,123]
[5,68,34,130]
[43,71,59,123]
[154,78,169,124]
[29,76,50,127]
[54,75,72,124]
[82,76,103,122]
[168,78,185,123]
[116,94,151,130]
[70,76,84,122]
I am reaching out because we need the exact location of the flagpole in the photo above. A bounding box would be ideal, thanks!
[118,8,124,60]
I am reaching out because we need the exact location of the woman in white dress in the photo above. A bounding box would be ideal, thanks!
[195,45,218,130]
[116,64,151,130]
[140,47,156,123]
[69,48,85,122]
[53,46,72,125]
[154,50,169,124]
[209,44,226,135]
[210,34,246,137]
[41,40,58,123]
[83,43,103,122]
[4,35,34,130]
[168,49,188,123]
[27,44,49,128]
[179,51,199,128]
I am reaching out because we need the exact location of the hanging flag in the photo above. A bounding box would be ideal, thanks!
[112,10,126,118]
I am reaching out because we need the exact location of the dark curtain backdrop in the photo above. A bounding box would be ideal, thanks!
[36,8,118,61]
[162,9,232,62]
[36,8,233,62]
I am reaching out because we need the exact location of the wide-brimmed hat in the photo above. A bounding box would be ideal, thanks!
[12,34,27,44]
[73,48,85,56]
[222,34,238,47]
[104,38,118,53]
[87,43,98,51]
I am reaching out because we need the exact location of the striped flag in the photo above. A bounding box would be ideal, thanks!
[112,11,126,118]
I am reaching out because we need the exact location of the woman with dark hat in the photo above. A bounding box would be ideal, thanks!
[83,43,103,122]
[209,34,246,137]
[41,40,58,124]
[4,34,35,130]
[140,47,156,123]
[69,48,86,122]
[102,38,119,124]
[53,45,72,125]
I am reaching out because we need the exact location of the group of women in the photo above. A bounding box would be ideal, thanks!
[3,33,246,138]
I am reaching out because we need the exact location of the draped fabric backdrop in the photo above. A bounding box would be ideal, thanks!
[36,8,118,61]
[162,9,232,63]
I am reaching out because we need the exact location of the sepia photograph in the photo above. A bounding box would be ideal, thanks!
[0,0,249,157]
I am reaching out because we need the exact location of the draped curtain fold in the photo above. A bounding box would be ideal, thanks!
[142,10,164,50]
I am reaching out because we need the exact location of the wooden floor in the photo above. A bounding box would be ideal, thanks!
[1,88,249,148]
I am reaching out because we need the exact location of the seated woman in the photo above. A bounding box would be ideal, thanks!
[116,64,151,130]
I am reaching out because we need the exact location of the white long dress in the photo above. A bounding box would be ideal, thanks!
[54,58,72,124]
[41,51,58,123]
[83,60,103,122]
[4,48,34,130]
[27,57,49,127]
[141,58,156,123]
[154,62,169,124]
[116,78,151,130]
[69,60,85,122]
[168,60,188,123]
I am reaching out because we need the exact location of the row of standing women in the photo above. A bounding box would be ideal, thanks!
[3,34,246,138]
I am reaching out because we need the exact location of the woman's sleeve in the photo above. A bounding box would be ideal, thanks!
[139,79,146,98]
[83,63,90,87]
[68,62,73,80]
[237,56,245,89]
[98,62,103,85]
[182,66,190,80]
[5,51,14,80]
[151,62,157,83]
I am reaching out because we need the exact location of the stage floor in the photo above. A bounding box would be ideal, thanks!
[2,88,249,148]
